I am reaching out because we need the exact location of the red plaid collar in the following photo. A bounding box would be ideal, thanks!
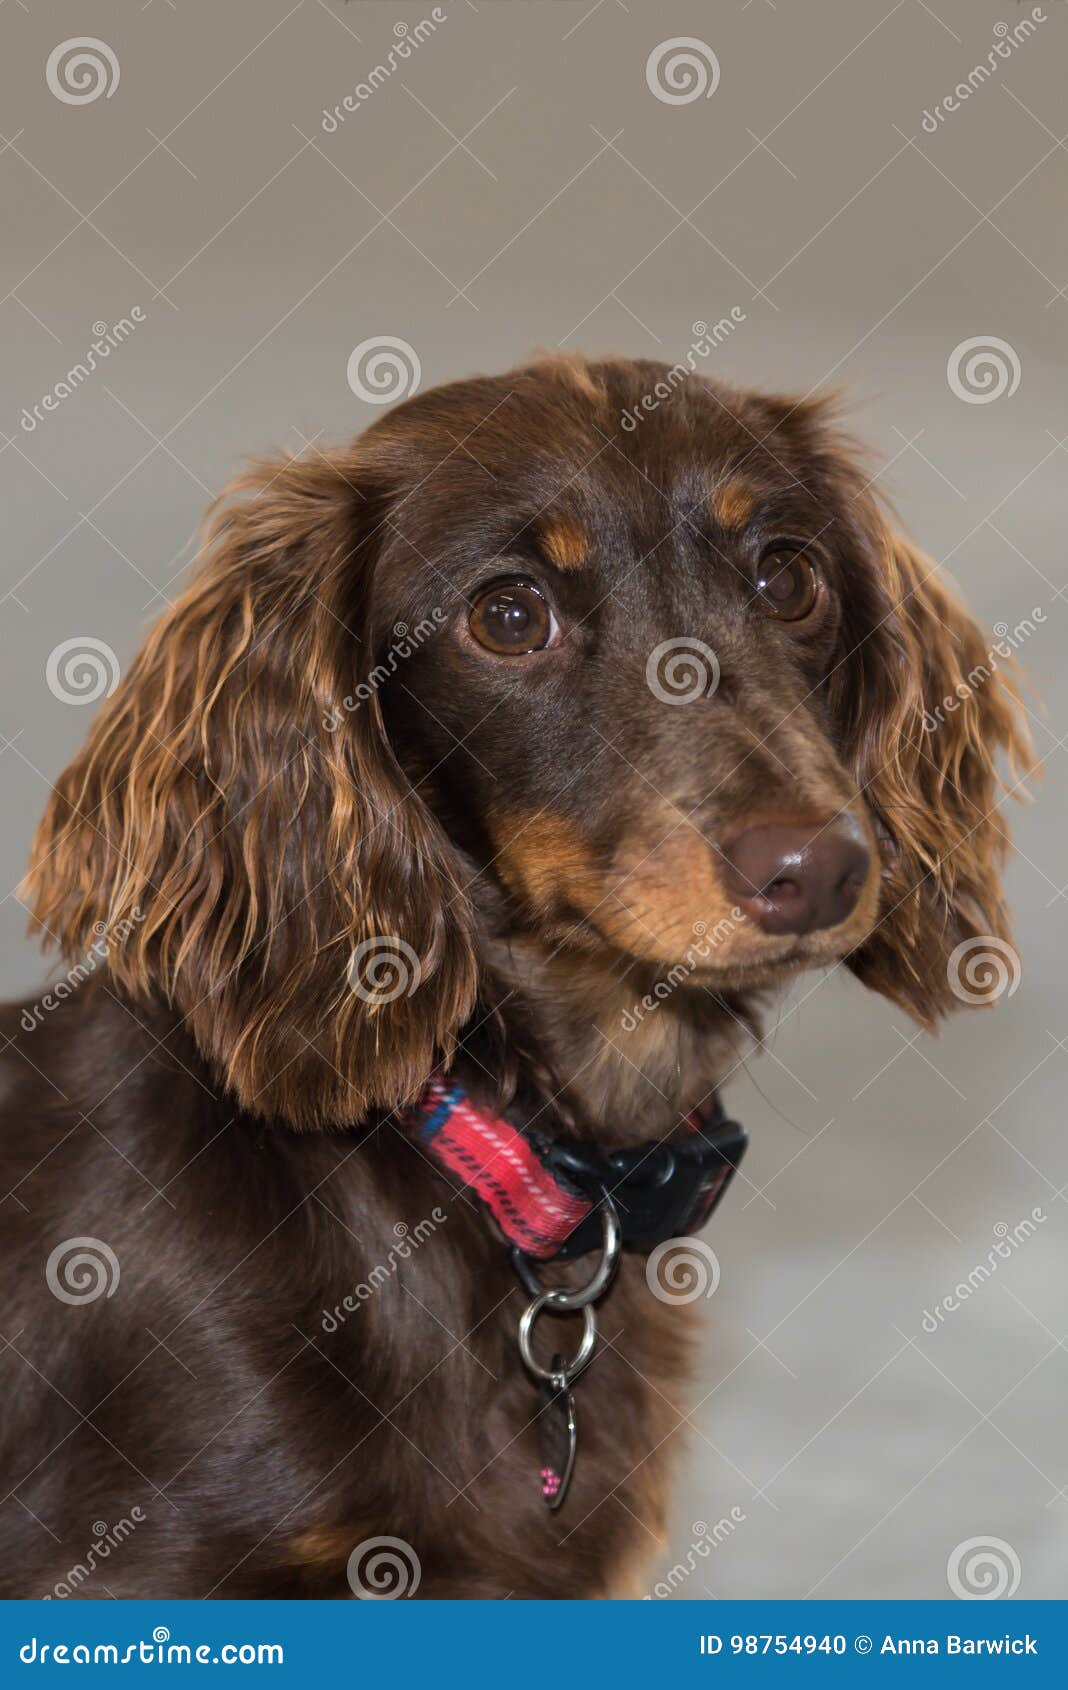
[403,1076,746,1261]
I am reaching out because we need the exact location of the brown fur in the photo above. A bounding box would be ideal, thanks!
[2,356,1031,1599]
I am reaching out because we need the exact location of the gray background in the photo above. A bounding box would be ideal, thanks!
[1,0,1065,1599]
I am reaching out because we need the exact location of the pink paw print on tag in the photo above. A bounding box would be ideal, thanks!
[540,1466,561,1500]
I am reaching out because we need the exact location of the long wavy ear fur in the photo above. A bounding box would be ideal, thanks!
[832,492,1035,1024]
[23,452,477,1127]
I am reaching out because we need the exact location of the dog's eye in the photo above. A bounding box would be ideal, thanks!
[756,550,821,623]
[469,580,558,654]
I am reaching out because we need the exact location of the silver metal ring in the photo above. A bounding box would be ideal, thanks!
[512,1197,622,1310]
[517,1291,597,1384]
[548,1198,621,1309]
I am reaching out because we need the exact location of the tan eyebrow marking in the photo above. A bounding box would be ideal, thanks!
[540,519,590,573]
[710,481,758,530]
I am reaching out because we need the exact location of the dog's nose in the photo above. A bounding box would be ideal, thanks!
[721,816,872,936]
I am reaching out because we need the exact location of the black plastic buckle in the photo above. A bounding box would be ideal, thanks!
[529,1108,748,1261]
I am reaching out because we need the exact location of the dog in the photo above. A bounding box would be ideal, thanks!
[0,355,1029,1598]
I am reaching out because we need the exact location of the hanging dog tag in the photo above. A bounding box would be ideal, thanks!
[538,1357,577,1510]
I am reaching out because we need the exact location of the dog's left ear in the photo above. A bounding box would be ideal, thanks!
[24,449,478,1127]
[831,496,1034,1024]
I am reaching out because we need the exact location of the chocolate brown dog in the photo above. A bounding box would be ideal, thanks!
[0,356,1028,1597]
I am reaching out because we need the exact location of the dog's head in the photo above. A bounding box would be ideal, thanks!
[26,357,1030,1126]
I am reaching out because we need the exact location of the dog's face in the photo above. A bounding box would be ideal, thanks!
[26,357,1030,1127]
[370,362,884,990]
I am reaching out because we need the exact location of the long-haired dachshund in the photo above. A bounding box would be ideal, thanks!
[0,356,1028,1599]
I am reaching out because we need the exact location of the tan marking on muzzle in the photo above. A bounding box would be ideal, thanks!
[596,823,748,963]
[490,809,600,916]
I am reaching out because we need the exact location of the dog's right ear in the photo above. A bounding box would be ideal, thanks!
[24,451,478,1128]
[831,494,1033,1026]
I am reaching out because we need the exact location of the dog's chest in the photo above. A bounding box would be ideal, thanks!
[289,1248,699,1599]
